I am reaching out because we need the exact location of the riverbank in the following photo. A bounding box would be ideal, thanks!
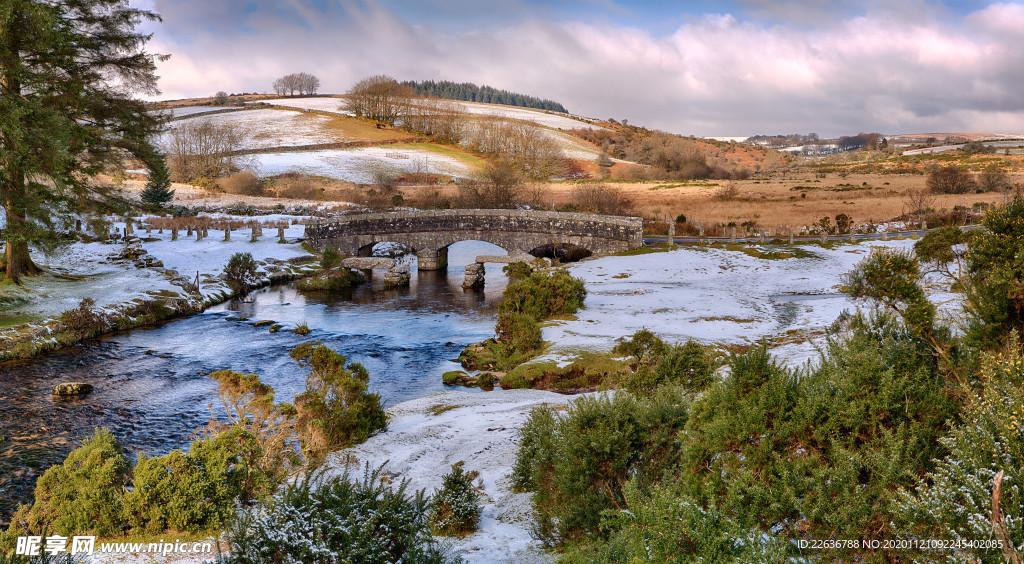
[0,213,317,361]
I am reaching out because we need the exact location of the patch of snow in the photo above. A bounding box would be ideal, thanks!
[327,389,583,564]
[252,147,475,182]
[157,108,342,152]
[252,97,353,116]
[544,239,957,367]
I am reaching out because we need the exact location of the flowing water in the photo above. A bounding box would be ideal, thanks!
[0,241,511,525]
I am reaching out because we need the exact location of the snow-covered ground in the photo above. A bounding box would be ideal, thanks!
[544,239,956,367]
[152,106,245,119]
[0,215,311,321]
[252,96,353,115]
[251,146,476,182]
[328,389,579,564]
[158,108,344,152]
[255,97,600,131]
[450,100,602,131]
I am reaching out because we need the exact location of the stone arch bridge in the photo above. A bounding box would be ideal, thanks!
[304,209,644,270]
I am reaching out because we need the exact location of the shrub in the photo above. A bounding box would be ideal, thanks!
[563,479,786,563]
[319,245,342,270]
[221,466,453,564]
[927,165,977,194]
[627,340,718,396]
[962,198,1024,349]
[497,269,586,321]
[512,387,690,544]
[123,427,263,534]
[677,317,956,560]
[896,343,1024,563]
[294,322,312,335]
[3,429,129,539]
[495,312,542,355]
[219,170,263,196]
[274,174,320,200]
[612,328,668,365]
[289,342,388,459]
[501,261,532,281]
[223,252,260,295]
[58,298,110,336]
[429,462,481,537]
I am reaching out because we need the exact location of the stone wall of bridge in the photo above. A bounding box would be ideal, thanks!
[305,210,643,270]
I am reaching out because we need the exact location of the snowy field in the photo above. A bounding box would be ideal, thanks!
[152,106,244,119]
[448,100,602,131]
[545,238,956,367]
[252,146,476,182]
[252,96,353,115]
[256,97,600,130]
[158,108,344,151]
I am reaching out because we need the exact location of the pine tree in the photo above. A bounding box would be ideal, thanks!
[140,154,175,207]
[0,0,163,283]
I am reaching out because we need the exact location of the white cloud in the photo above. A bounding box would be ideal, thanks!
[144,0,1024,136]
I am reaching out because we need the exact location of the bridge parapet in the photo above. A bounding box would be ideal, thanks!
[305,209,643,270]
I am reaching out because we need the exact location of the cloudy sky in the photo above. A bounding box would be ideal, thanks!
[133,0,1024,137]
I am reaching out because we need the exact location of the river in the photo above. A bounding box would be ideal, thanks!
[0,241,511,526]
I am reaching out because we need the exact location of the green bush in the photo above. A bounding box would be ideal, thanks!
[962,198,1024,349]
[221,466,454,564]
[319,245,342,270]
[511,387,689,544]
[677,315,956,561]
[123,427,261,534]
[290,342,388,459]
[896,343,1024,563]
[4,429,129,539]
[223,252,260,295]
[495,312,542,355]
[501,261,533,281]
[497,269,586,320]
[563,479,786,563]
[429,462,481,537]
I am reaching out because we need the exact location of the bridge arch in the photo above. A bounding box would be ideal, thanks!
[305,210,643,270]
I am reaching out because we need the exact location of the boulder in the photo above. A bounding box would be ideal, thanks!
[52,382,93,397]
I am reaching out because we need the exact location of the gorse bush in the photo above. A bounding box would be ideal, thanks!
[562,479,786,563]
[221,466,455,564]
[223,252,260,295]
[290,342,388,459]
[512,387,689,544]
[429,462,481,537]
[896,341,1024,563]
[123,427,262,534]
[677,316,955,561]
[612,330,719,396]
[4,429,129,540]
[495,312,542,355]
[2,427,278,546]
[497,269,586,321]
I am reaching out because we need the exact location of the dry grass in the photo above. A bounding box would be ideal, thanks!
[542,173,1016,229]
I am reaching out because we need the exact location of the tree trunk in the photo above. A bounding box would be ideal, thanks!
[0,9,39,284]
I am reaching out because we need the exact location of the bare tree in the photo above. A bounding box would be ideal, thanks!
[164,118,246,181]
[295,72,320,96]
[403,98,465,144]
[926,165,977,194]
[343,74,414,125]
[273,72,318,96]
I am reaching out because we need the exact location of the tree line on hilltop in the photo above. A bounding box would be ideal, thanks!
[400,79,568,113]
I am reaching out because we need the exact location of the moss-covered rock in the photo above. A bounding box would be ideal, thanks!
[52,382,94,396]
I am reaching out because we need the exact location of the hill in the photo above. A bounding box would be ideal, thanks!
[400,80,567,113]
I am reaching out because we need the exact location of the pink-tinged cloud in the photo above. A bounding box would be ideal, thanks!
[140,0,1024,136]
